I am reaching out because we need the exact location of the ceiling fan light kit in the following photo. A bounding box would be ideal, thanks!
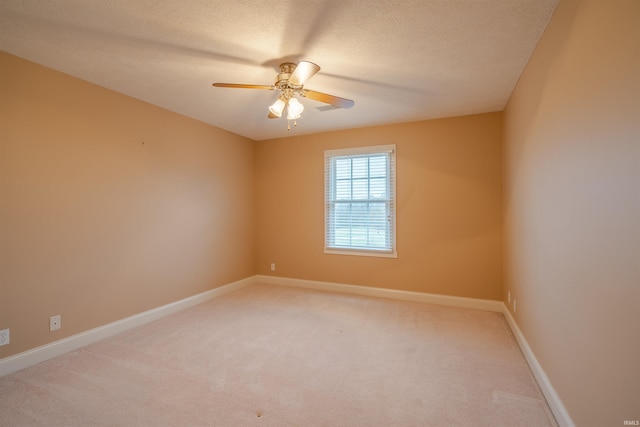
[268,97,286,117]
[213,61,354,130]
[286,97,304,120]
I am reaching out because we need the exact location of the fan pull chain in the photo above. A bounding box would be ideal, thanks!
[287,120,298,131]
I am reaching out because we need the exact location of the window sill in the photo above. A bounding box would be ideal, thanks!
[324,248,398,258]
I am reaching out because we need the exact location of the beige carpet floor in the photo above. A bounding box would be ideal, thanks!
[0,283,557,426]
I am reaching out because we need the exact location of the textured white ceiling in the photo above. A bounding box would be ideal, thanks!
[0,0,558,141]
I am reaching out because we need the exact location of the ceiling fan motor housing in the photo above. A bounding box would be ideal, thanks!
[275,62,298,90]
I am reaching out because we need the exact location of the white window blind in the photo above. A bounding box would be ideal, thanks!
[324,145,397,257]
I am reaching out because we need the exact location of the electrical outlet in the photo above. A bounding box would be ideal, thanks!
[270,263,276,272]
[0,329,9,346]
[50,315,61,331]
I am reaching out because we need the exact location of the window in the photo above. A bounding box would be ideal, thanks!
[324,145,396,257]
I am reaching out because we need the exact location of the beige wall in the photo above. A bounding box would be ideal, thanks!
[503,1,640,425]
[256,113,503,300]
[0,52,256,358]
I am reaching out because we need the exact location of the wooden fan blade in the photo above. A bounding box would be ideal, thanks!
[212,83,274,90]
[268,111,279,119]
[302,89,355,109]
[288,61,321,86]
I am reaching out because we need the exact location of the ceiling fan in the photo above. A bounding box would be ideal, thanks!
[213,61,354,128]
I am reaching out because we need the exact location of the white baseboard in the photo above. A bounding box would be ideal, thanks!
[502,305,574,427]
[255,274,504,312]
[0,276,254,378]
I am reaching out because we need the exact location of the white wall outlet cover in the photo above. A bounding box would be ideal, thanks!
[50,315,61,331]
[0,329,9,346]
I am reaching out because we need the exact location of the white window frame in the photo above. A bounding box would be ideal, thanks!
[324,144,397,258]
